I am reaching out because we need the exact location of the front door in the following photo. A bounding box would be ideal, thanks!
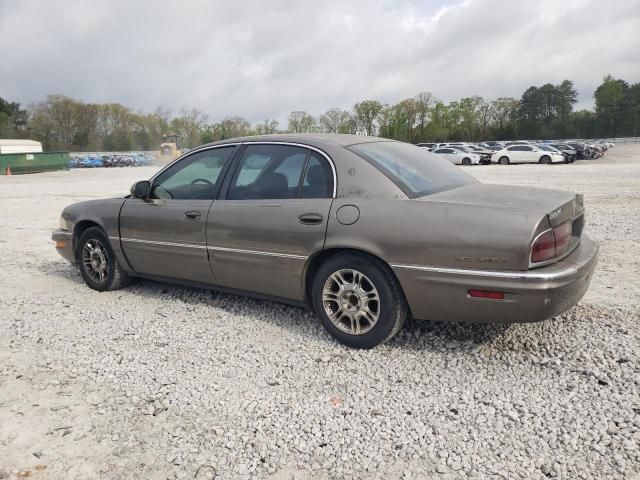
[119,146,236,283]
[207,143,334,300]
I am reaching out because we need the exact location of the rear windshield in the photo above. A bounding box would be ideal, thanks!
[348,141,477,197]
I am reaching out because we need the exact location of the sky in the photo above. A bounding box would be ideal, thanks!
[1,0,639,124]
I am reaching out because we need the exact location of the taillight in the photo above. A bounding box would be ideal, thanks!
[554,220,572,255]
[531,230,556,263]
[530,220,573,264]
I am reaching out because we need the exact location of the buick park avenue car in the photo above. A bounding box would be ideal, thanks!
[53,134,598,348]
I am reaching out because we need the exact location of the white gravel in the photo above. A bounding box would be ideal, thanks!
[1,145,639,479]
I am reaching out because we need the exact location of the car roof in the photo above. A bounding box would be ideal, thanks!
[202,133,396,149]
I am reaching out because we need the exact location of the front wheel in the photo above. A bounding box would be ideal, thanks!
[312,253,408,348]
[498,156,510,165]
[539,155,551,164]
[462,157,472,166]
[76,227,130,291]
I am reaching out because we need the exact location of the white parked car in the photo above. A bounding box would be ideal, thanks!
[430,147,483,165]
[491,145,565,165]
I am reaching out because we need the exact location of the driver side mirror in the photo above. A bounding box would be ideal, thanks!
[131,180,151,199]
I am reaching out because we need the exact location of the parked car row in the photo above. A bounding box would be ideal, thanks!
[416,139,613,165]
[68,153,156,168]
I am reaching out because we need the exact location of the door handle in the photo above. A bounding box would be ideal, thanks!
[184,210,202,220]
[298,213,323,225]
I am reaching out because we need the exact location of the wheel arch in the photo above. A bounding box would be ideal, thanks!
[72,220,103,252]
[302,247,410,315]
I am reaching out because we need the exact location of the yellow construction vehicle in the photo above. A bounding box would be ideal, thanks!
[159,134,180,161]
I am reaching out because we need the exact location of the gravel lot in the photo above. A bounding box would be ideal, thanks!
[1,145,639,480]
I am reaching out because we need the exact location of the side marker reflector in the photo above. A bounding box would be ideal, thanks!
[468,289,504,300]
[55,240,67,248]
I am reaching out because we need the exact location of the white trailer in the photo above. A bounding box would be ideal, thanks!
[0,139,43,154]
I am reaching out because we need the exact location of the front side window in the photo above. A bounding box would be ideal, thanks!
[228,144,308,200]
[348,141,477,197]
[151,147,235,200]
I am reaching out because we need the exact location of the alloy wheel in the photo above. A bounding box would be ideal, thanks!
[82,239,109,283]
[322,269,380,335]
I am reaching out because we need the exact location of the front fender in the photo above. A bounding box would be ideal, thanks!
[60,198,131,271]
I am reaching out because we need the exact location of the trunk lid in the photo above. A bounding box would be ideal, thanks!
[420,184,585,268]
[422,184,583,227]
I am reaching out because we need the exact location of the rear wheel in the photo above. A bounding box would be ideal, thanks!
[312,253,408,349]
[539,155,551,164]
[462,157,472,166]
[76,227,130,291]
[498,156,510,165]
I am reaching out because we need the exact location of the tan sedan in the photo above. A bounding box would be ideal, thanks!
[53,134,598,348]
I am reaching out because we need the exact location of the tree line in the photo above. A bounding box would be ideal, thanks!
[1,74,638,152]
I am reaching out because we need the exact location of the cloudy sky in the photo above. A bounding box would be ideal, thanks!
[1,0,639,123]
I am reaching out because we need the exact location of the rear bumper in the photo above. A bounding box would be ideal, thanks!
[392,235,599,323]
[52,229,75,263]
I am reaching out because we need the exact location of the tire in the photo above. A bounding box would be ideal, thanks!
[539,155,551,164]
[76,227,130,291]
[461,157,472,166]
[498,156,510,165]
[312,252,408,349]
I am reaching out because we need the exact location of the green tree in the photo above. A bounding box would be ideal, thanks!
[353,100,383,136]
[414,92,434,142]
[0,97,28,137]
[594,75,626,137]
[490,97,519,139]
[170,108,208,148]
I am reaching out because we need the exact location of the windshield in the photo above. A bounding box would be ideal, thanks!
[348,141,477,197]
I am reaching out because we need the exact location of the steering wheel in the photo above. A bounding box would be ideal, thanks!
[189,178,215,199]
[191,178,214,187]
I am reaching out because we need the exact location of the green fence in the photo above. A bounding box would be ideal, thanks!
[0,151,70,175]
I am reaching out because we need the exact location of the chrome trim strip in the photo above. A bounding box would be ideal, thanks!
[207,245,308,260]
[120,237,207,249]
[241,141,338,198]
[390,263,577,280]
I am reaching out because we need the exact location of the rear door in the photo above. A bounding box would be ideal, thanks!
[520,145,536,163]
[207,143,335,300]
[507,145,525,163]
[119,145,237,283]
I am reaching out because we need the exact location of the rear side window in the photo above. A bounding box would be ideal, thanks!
[348,141,477,197]
[301,152,333,198]
[228,144,307,200]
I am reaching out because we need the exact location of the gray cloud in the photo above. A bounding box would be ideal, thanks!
[1,0,639,123]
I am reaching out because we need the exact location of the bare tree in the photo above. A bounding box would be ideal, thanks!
[255,119,279,134]
[288,110,316,133]
[319,108,345,133]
